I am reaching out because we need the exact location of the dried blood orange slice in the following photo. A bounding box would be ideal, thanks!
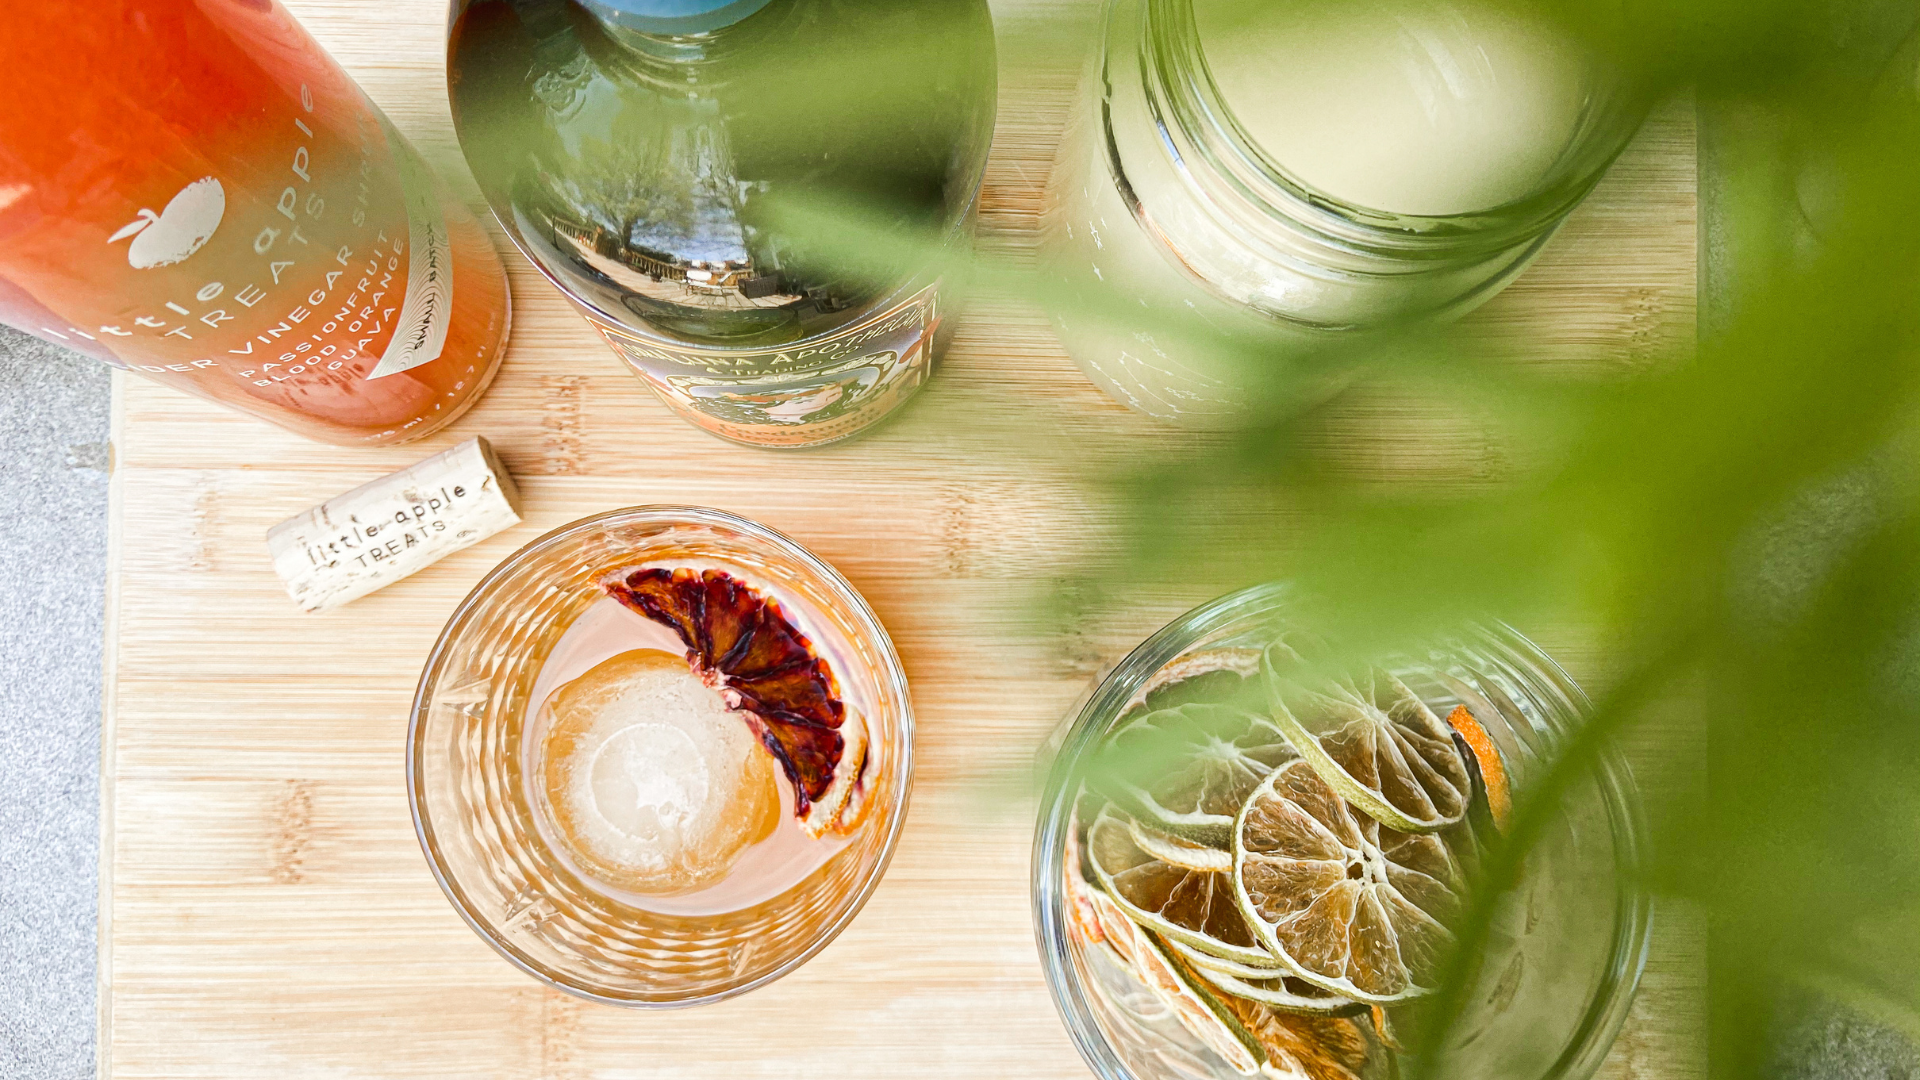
[1088,809,1286,970]
[604,566,862,837]
[1232,761,1467,1004]
[1263,656,1471,835]
[829,753,877,838]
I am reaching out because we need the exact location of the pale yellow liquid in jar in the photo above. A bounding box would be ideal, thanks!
[1193,0,1594,216]
[1041,0,1597,423]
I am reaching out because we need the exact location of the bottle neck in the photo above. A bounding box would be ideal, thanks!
[577,0,774,36]
[574,0,778,72]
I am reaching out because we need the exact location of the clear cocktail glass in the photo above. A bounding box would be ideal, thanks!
[411,506,912,1006]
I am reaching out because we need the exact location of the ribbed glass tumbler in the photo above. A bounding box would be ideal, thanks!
[410,506,912,1007]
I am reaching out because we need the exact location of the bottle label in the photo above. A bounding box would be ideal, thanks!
[365,118,454,380]
[584,282,942,448]
[2,80,451,414]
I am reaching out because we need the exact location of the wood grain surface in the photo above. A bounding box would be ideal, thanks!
[98,1,1704,1076]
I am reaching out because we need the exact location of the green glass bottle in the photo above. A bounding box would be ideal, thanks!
[448,0,996,446]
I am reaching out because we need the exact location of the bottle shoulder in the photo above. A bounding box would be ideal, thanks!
[448,0,995,348]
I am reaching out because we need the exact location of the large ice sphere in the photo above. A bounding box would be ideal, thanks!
[538,649,780,894]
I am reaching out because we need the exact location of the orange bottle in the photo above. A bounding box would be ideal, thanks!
[0,1,510,446]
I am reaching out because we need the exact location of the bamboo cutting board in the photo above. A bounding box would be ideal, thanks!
[98,1,1703,1076]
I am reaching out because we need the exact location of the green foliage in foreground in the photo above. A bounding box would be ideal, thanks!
[766,0,1920,1072]
[1077,3,1920,1077]
[1069,3,1920,1075]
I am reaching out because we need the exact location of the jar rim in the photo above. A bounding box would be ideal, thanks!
[1030,582,1652,1078]
[1141,0,1651,253]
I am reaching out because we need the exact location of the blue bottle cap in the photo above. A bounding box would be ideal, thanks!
[580,0,775,34]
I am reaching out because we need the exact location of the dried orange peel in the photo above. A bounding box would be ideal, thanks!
[1444,705,1510,833]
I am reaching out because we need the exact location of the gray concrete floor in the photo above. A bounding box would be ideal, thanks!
[0,325,106,1079]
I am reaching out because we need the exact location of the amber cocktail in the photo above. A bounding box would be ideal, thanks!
[411,506,911,1006]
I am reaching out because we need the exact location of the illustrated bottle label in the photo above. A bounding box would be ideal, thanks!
[585,283,943,448]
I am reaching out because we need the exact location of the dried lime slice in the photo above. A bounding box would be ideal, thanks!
[1189,964,1366,1017]
[1100,922,1265,1075]
[1121,647,1265,719]
[1088,809,1282,968]
[1264,655,1470,834]
[1129,817,1235,872]
[1233,760,1467,1004]
[1163,934,1292,977]
[1100,702,1296,846]
[1215,994,1384,1080]
[1151,924,1383,1080]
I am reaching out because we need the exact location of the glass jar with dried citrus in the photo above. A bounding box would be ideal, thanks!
[411,507,911,1006]
[1033,584,1649,1079]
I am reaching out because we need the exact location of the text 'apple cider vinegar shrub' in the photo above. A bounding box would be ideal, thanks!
[447,0,995,448]
[0,1,510,446]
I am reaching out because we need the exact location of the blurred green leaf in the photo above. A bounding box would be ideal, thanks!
[691,0,1920,1070]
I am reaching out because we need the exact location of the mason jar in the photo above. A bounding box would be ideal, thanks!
[1032,584,1650,1079]
[1039,0,1645,426]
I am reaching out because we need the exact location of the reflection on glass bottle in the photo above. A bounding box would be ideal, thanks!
[448,0,996,447]
[0,1,511,447]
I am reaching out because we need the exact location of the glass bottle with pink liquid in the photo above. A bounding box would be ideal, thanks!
[0,0,511,446]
